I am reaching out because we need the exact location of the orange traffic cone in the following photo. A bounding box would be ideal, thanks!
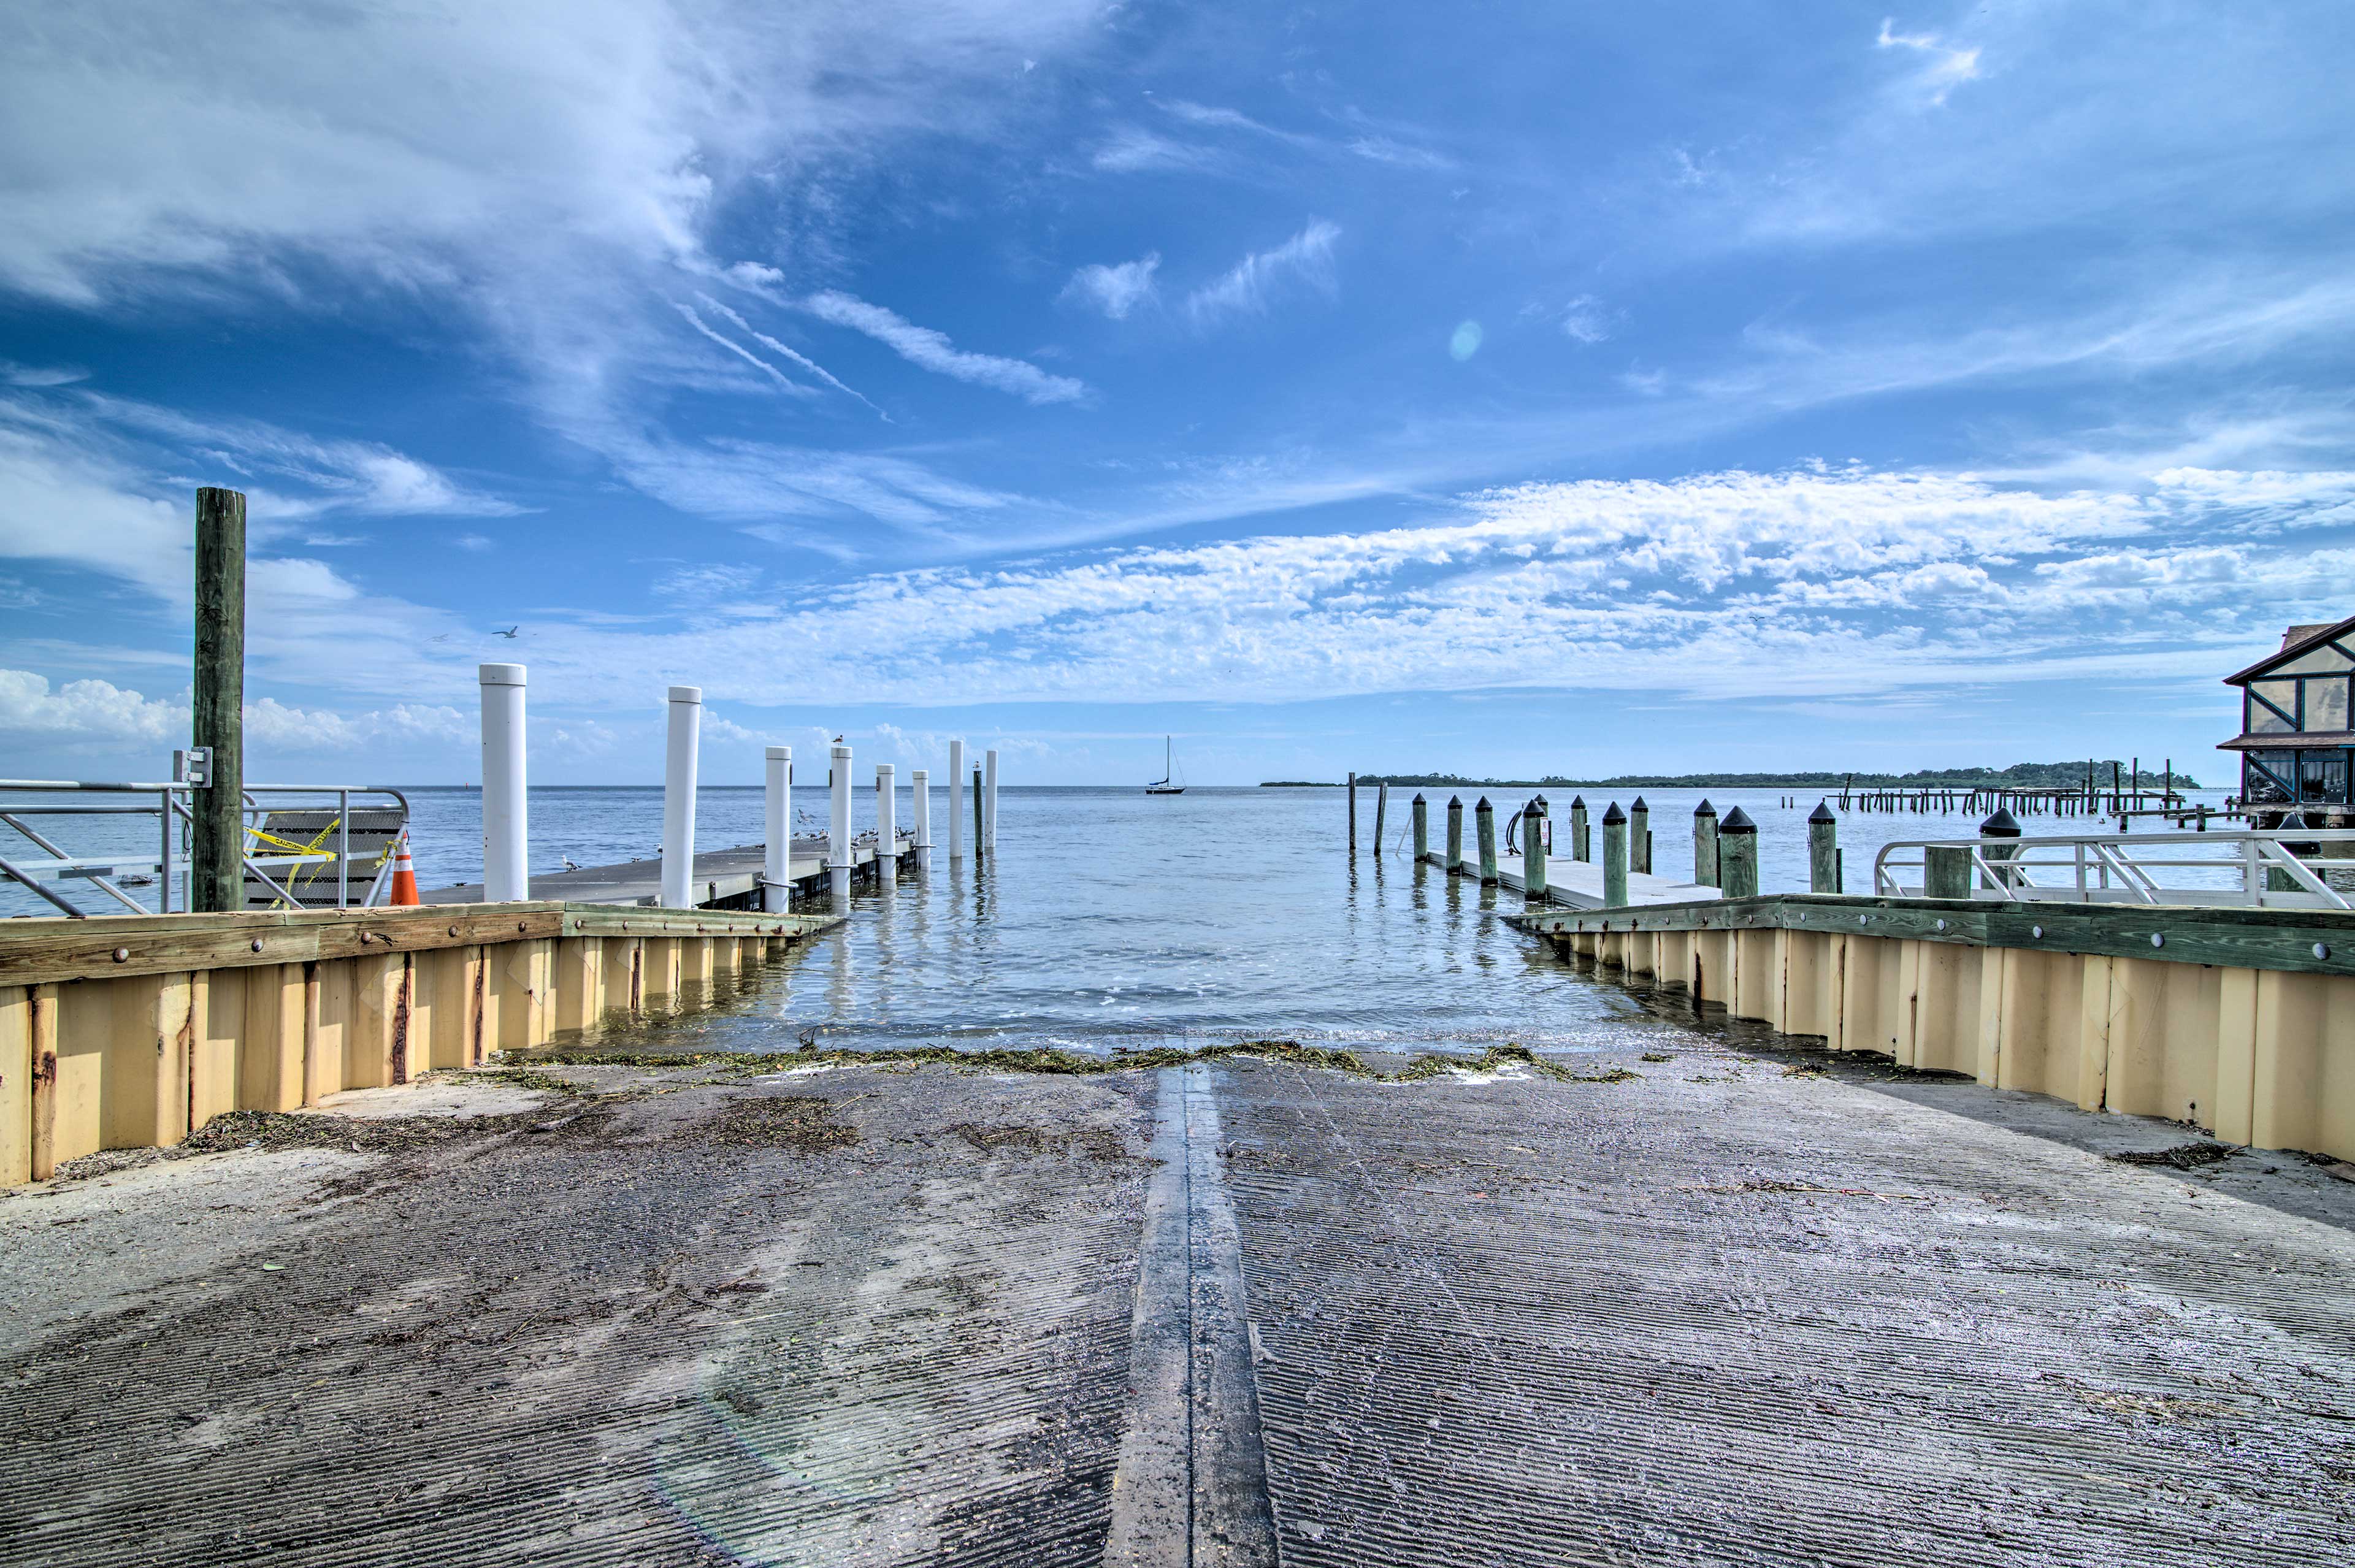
[389,833,421,906]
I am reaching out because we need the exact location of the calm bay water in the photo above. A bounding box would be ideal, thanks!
[5,782,2234,1055]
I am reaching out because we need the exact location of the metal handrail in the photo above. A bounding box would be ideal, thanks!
[0,778,412,918]
[1872,828,2355,909]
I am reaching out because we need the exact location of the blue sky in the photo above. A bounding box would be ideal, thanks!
[4,1,2352,787]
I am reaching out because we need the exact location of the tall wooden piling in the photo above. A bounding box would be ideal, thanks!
[1523,796,1548,900]
[971,766,985,868]
[1446,795,1464,874]
[1807,800,1839,893]
[1412,794,1428,862]
[1601,802,1629,908]
[1348,773,1358,857]
[1693,798,1719,888]
[1717,806,1758,899]
[191,487,245,913]
[1570,796,1590,862]
[1475,797,1499,885]
[1374,782,1389,857]
[1629,796,1651,876]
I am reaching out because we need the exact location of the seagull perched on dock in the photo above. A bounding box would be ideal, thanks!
[561,855,581,871]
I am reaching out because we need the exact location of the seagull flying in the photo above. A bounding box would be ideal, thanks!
[496,626,520,638]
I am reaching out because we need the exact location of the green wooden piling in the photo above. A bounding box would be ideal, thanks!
[1978,807,2021,893]
[1601,801,1629,908]
[1475,797,1498,885]
[1629,796,1650,875]
[1923,844,1972,900]
[1570,795,1590,862]
[1717,806,1758,899]
[1807,800,1840,893]
[1523,795,1549,900]
[1412,794,1428,862]
[1347,771,1357,857]
[192,487,246,912]
[972,766,985,866]
[1693,798,1719,887]
[1446,795,1465,874]
[1374,781,1388,857]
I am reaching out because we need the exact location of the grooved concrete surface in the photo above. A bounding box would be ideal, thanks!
[4,1033,2354,1566]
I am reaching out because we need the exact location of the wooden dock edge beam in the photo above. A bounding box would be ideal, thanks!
[0,901,840,1185]
[1509,893,2355,1163]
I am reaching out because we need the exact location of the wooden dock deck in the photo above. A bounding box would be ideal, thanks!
[424,832,919,910]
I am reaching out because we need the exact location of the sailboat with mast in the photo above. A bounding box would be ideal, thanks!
[1146,736,1185,795]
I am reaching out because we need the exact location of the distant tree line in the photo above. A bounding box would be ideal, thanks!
[1263,760,2201,790]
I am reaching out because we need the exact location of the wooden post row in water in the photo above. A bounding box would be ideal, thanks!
[1446,796,1465,874]
[1412,794,1428,861]
[1475,797,1498,885]
[1374,782,1388,857]
[1808,800,1839,894]
[1523,796,1548,900]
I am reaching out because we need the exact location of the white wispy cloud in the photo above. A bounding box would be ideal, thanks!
[799,290,1090,405]
[1184,220,1341,328]
[1060,253,1161,319]
[1875,17,1983,105]
[1558,295,1612,345]
[694,294,883,416]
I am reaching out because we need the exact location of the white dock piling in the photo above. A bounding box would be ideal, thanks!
[949,739,966,863]
[829,742,852,903]
[659,686,702,909]
[911,768,931,873]
[984,748,999,851]
[876,763,897,892]
[477,662,528,903]
[763,744,792,913]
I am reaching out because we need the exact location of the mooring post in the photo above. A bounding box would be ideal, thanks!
[478,662,527,903]
[762,744,792,912]
[1693,798,1719,888]
[1978,806,2021,894]
[1348,771,1358,857]
[984,748,999,851]
[1717,806,1758,898]
[1923,842,1971,900]
[1475,797,1499,885]
[829,742,854,902]
[1807,800,1839,893]
[971,765,985,868]
[1446,795,1465,874]
[911,768,931,875]
[191,487,246,912]
[659,686,702,909]
[1523,795,1549,901]
[1374,781,1388,856]
[949,738,966,863]
[875,763,896,890]
[1601,801,1629,908]
[1570,795,1590,862]
[1630,796,1651,875]
[1412,794,1428,862]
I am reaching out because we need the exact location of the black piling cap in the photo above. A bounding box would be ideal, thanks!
[1809,798,1837,825]
[1570,794,1587,810]
[1694,798,1717,819]
[1601,801,1626,825]
[1527,795,1548,817]
[1412,793,1426,805]
[1631,795,1648,812]
[1979,806,2022,838]
[1719,805,1757,834]
[2278,809,2310,831]
[1448,794,1462,808]
[1475,796,1493,812]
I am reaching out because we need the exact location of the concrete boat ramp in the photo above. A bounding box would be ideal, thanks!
[4,993,2352,1564]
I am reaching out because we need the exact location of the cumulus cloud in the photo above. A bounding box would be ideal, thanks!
[1060,254,1161,320]
[799,291,1090,405]
[0,669,182,743]
[1185,221,1341,328]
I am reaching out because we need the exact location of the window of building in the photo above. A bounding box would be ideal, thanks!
[2248,682,2298,733]
[2305,676,2351,732]
[2245,754,2294,803]
[2275,642,2355,675]
[2300,750,2351,805]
